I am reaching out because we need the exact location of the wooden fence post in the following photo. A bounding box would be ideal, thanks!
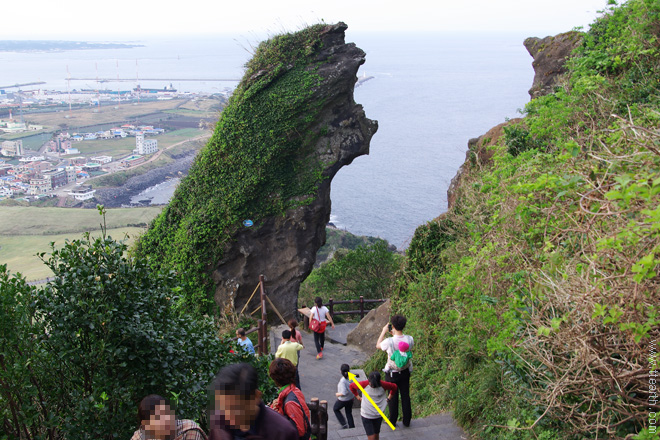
[257,320,264,355]
[309,398,319,435]
[328,298,334,317]
[359,295,364,320]
[259,275,268,354]
[319,400,328,440]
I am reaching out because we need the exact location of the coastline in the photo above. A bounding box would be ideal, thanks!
[93,151,195,208]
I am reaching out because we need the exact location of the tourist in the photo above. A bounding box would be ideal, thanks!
[333,364,355,429]
[376,314,414,427]
[236,327,255,355]
[131,394,206,440]
[275,329,304,388]
[282,319,303,346]
[349,371,397,440]
[208,363,298,440]
[309,296,335,359]
[283,319,304,386]
[268,358,312,440]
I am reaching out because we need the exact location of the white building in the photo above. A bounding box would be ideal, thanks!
[19,156,45,163]
[1,140,24,157]
[134,133,158,155]
[90,156,112,164]
[65,166,76,184]
[69,185,96,201]
[29,178,50,195]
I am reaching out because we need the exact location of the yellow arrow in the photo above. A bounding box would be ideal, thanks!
[348,372,396,431]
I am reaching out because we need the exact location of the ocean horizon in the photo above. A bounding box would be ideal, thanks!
[1,31,535,249]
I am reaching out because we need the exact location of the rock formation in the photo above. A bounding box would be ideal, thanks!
[524,31,583,99]
[447,119,521,209]
[136,23,377,320]
[346,299,391,355]
[448,31,582,209]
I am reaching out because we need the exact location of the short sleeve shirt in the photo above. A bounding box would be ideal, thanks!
[310,306,329,322]
[275,341,303,366]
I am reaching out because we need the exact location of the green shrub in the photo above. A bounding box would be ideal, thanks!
[0,227,275,439]
[503,124,543,157]
[299,240,402,312]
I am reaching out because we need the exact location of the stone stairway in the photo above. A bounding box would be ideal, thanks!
[270,324,468,440]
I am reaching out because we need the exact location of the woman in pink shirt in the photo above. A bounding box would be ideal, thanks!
[281,319,304,389]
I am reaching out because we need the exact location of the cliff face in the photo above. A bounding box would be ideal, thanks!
[524,31,583,99]
[447,31,580,209]
[136,23,377,318]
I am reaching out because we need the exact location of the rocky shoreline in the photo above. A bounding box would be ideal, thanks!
[93,151,196,208]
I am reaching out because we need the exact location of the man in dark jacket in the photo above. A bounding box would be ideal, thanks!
[209,362,298,440]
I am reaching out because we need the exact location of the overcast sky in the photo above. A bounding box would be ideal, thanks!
[2,0,610,38]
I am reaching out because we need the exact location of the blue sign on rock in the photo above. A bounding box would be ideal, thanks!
[243,219,254,227]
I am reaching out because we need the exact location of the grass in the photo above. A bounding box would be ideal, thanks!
[0,206,162,235]
[0,205,163,280]
[71,136,136,158]
[0,227,147,281]
[22,99,187,129]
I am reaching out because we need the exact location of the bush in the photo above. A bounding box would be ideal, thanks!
[299,240,402,313]
[0,223,275,439]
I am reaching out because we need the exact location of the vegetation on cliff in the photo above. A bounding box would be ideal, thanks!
[373,1,659,438]
[134,24,330,314]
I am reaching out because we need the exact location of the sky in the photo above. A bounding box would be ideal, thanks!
[1,0,612,39]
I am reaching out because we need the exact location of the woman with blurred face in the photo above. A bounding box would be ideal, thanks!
[131,394,206,440]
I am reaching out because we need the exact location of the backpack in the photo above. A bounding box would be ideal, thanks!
[283,390,311,440]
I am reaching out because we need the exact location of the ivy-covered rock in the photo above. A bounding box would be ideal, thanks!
[135,22,377,318]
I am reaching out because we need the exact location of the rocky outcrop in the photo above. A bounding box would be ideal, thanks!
[346,299,391,355]
[209,23,377,320]
[448,32,582,210]
[524,31,583,99]
[447,119,521,209]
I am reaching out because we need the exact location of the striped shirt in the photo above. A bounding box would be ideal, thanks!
[130,418,207,440]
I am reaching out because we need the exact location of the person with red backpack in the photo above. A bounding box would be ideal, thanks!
[309,297,335,359]
[269,358,312,440]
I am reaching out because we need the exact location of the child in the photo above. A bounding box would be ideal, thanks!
[333,364,355,429]
[390,340,412,369]
[349,371,397,440]
[275,330,303,389]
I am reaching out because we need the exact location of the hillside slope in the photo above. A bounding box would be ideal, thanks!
[384,2,660,439]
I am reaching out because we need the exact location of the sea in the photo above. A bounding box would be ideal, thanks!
[0,31,535,249]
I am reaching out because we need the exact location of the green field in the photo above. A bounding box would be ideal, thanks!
[64,128,208,160]
[0,206,163,280]
[72,136,136,158]
[0,227,148,281]
[0,206,162,235]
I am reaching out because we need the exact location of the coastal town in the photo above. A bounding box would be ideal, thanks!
[0,123,164,202]
[0,87,226,205]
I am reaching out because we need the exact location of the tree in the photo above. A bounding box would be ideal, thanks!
[0,225,275,439]
[299,240,402,308]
